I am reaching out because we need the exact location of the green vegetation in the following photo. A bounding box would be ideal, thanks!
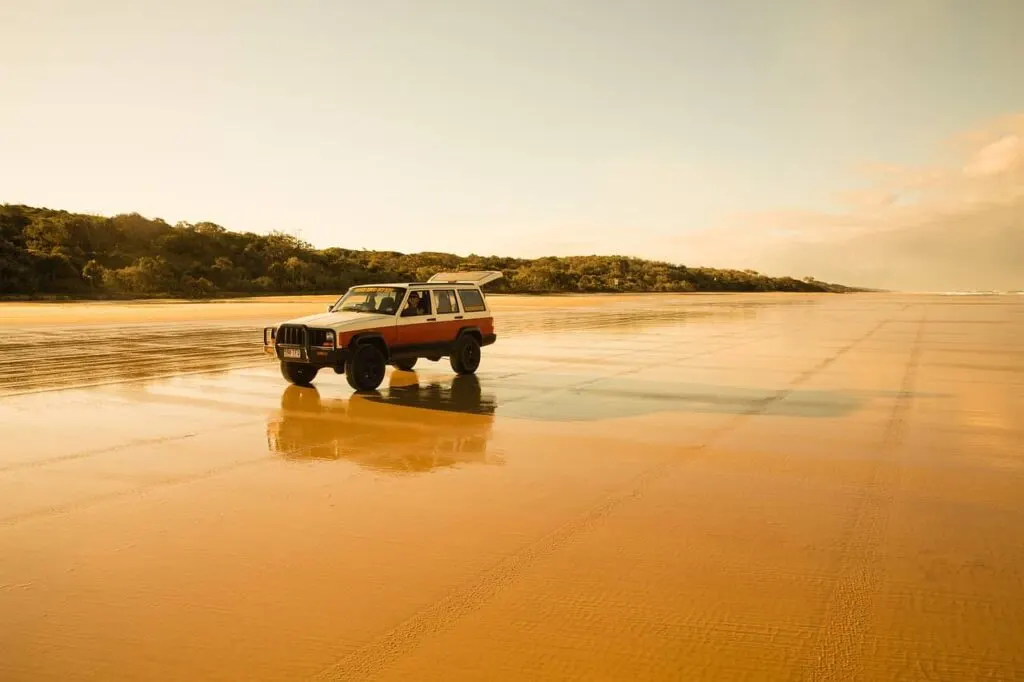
[1,204,860,298]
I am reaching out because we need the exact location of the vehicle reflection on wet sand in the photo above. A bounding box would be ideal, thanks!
[268,373,501,472]
[1,293,1022,681]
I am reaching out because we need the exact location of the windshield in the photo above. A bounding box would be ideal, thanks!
[331,286,406,314]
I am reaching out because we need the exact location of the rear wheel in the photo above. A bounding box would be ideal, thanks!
[393,358,417,371]
[450,334,481,375]
[346,343,387,392]
[281,361,318,386]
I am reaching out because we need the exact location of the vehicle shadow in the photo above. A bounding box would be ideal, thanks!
[266,373,500,473]
[485,374,871,421]
[268,371,940,462]
[365,371,928,422]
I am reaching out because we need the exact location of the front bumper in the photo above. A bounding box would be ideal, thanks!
[265,344,348,367]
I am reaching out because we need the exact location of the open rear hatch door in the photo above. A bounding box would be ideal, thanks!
[427,271,504,286]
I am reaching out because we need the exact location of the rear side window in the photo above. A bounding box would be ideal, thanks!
[435,289,458,314]
[458,288,487,312]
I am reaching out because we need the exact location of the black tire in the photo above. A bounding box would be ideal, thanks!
[346,343,387,392]
[281,361,318,386]
[393,358,417,372]
[450,334,481,375]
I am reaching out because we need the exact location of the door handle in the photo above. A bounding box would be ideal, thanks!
[426,317,436,322]
[454,315,463,320]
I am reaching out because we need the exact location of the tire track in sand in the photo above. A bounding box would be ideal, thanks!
[310,317,894,682]
[809,310,927,681]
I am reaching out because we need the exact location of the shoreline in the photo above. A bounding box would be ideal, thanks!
[0,291,854,328]
[0,289,870,305]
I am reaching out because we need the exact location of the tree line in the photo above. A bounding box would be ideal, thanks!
[0,204,861,298]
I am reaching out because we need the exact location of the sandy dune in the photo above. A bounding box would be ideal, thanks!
[1,293,1022,680]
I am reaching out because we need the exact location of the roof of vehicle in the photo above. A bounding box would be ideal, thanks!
[428,271,504,285]
[348,282,483,288]
[346,271,504,289]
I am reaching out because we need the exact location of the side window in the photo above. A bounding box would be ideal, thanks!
[435,289,458,314]
[401,290,432,317]
[417,292,432,315]
[457,288,487,312]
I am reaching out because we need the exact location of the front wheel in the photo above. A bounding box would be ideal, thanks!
[393,358,417,372]
[346,343,387,392]
[450,334,481,375]
[281,361,318,386]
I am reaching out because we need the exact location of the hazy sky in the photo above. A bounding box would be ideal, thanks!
[2,1,1023,287]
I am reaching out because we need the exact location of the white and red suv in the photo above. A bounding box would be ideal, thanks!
[263,271,501,391]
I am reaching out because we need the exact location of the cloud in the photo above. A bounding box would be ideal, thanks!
[675,112,1024,290]
[964,134,1024,177]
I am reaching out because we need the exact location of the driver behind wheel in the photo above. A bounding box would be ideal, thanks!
[401,292,422,317]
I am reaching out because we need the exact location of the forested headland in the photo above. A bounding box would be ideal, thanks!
[1,204,862,299]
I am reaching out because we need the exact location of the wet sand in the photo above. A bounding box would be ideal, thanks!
[1,293,1022,680]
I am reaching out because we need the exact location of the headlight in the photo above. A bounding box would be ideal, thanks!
[325,331,335,347]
